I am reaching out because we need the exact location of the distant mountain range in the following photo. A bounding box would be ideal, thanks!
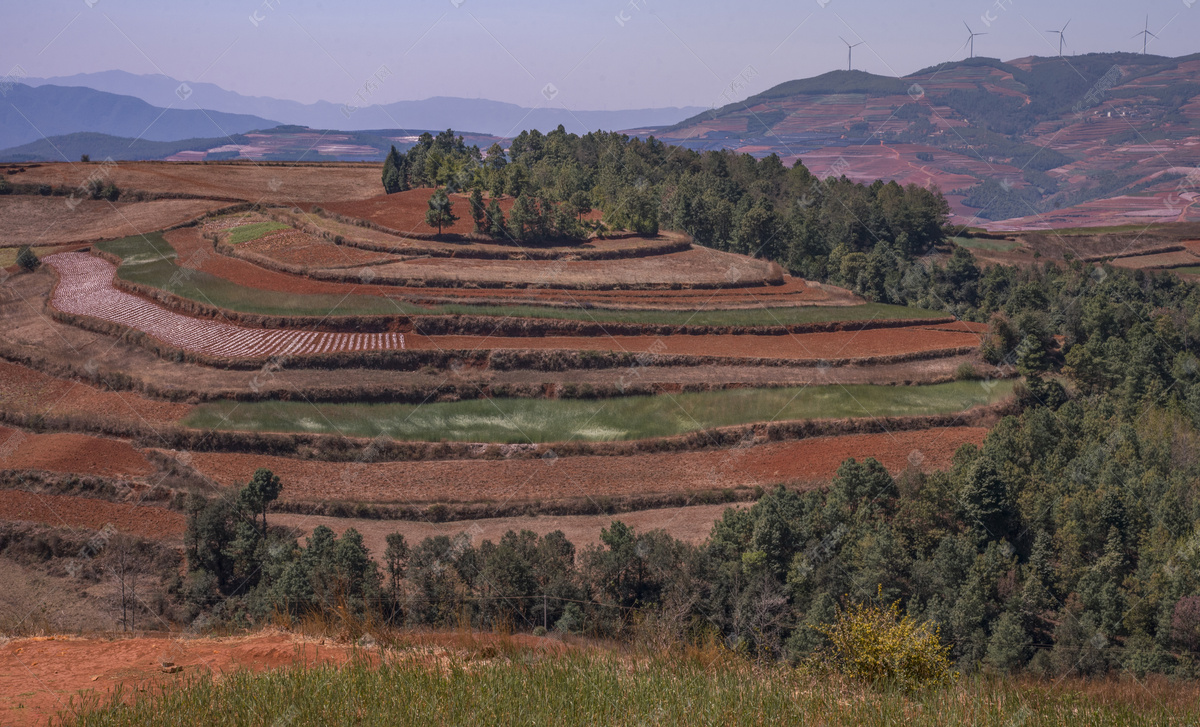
[21,71,705,137]
[0,83,279,152]
[645,53,1200,228]
[6,56,1200,227]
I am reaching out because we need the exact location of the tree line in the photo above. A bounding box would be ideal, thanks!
[380,127,947,255]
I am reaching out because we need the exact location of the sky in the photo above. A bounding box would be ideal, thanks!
[4,0,1199,111]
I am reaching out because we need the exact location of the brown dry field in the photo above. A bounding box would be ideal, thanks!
[365,246,780,288]
[0,632,357,727]
[167,227,842,309]
[238,228,395,268]
[186,427,988,506]
[402,324,982,360]
[3,162,384,204]
[0,197,228,247]
[0,426,153,478]
[1109,250,1200,269]
[273,502,751,557]
[322,187,602,237]
[0,489,185,541]
[0,359,190,429]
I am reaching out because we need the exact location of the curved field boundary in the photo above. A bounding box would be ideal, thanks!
[100,247,958,338]
[45,252,406,359]
[45,252,978,371]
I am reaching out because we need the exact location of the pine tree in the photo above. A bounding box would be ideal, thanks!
[425,188,458,236]
[16,246,40,273]
[469,188,487,233]
[382,146,403,194]
[986,611,1032,673]
[486,199,506,239]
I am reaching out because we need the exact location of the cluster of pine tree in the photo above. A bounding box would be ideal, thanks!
[381,127,946,253]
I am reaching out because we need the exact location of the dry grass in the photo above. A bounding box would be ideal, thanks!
[4,161,384,204]
[0,197,227,246]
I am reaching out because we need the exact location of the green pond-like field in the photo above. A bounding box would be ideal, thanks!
[184,381,1014,443]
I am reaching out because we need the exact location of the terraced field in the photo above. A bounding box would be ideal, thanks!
[0,164,1014,608]
[46,252,406,358]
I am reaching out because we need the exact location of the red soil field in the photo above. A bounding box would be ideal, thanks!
[323,188,601,238]
[185,427,988,505]
[0,427,153,478]
[0,490,185,541]
[403,324,981,360]
[0,360,190,428]
[0,633,355,727]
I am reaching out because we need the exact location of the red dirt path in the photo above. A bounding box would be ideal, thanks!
[186,427,988,505]
[0,490,185,541]
[0,633,355,727]
[0,426,153,478]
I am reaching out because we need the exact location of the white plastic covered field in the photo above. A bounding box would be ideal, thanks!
[45,252,405,359]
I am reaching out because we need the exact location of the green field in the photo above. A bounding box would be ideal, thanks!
[96,234,408,317]
[64,649,1194,727]
[227,221,289,244]
[184,381,1014,443]
[94,233,946,326]
[952,236,1021,253]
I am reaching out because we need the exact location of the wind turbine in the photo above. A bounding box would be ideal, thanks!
[1133,15,1156,55]
[840,36,864,71]
[1046,20,1070,57]
[963,22,987,59]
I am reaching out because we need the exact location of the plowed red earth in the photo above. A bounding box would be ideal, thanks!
[185,427,988,505]
[166,227,841,309]
[323,188,601,237]
[0,427,152,477]
[0,633,355,727]
[0,361,190,427]
[403,325,981,360]
[0,490,184,540]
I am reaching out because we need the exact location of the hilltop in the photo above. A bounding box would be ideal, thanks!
[648,53,1200,228]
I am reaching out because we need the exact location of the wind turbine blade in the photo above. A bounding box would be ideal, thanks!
[839,35,848,45]
[964,21,973,34]
[1063,20,1070,32]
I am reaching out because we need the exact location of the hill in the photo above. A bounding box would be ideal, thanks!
[0,84,279,151]
[0,126,506,163]
[23,70,705,136]
[647,53,1200,228]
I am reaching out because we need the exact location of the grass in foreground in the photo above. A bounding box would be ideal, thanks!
[94,234,945,326]
[60,649,1199,727]
[184,380,1014,443]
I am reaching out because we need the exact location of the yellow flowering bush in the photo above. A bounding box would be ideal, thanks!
[816,592,957,691]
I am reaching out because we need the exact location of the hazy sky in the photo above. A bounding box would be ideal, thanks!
[5,0,1198,110]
